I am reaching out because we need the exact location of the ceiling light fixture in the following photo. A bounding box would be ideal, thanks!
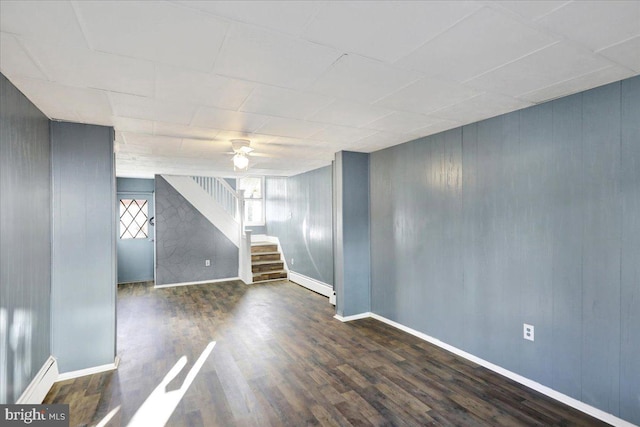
[232,152,249,171]
[230,139,252,171]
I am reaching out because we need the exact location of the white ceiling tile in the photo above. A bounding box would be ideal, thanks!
[308,99,392,127]
[536,1,640,51]
[405,118,462,139]
[155,66,256,110]
[191,106,270,132]
[351,131,412,151]
[0,33,47,80]
[153,122,220,140]
[491,1,570,21]
[518,65,635,103]
[214,130,277,145]
[466,42,613,97]
[376,77,479,115]
[22,40,154,97]
[309,54,422,103]
[109,93,197,125]
[364,111,442,133]
[75,1,229,72]
[173,1,322,36]
[0,1,88,48]
[309,124,377,144]
[112,117,154,134]
[180,138,229,155]
[239,85,335,120]
[303,1,481,63]
[431,93,533,124]
[256,117,325,139]
[214,23,342,89]
[8,76,111,122]
[121,132,183,155]
[597,36,640,72]
[395,7,557,82]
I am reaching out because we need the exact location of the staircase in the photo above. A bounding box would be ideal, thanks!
[251,242,288,282]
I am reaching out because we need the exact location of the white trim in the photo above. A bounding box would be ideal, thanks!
[289,271,333,298]
[16,356,58,404]
[329,292,336,306]
[368,313,636,427]
[57,357,120,382]
[154,277,240,289]
[333,312,372,322]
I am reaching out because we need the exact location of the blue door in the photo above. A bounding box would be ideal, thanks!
[117,192,154,283]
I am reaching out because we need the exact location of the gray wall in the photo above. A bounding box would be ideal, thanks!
[0,74,51,403]
[116,177,154,193]
[369,76,640,424]
[155,175,238,286]
[265,166,333,286]
[51,122,116,374]
[334,152,370,317]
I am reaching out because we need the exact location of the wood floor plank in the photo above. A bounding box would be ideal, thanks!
[43,280,610,426]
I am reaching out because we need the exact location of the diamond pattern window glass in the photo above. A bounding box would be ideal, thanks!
[119,199,149,239]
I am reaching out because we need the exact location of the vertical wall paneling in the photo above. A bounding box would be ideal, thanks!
[51,121,116,374]
[154,175,238,286]
[620,76,640,422]
[516,103,554,385]
[549,94,584,399]
[265,166,334,286]
[470,112,522,371]
[334,151,370,317]
[0,74,51,403]
[369,76,640,425]
[580,83,621,415]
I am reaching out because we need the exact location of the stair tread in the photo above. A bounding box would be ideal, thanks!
[251,251,280,256]
[253,269,287,276]
[252,277,288,284]
[252,260,283,265]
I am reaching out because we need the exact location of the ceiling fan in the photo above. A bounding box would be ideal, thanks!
[229,139,253,171]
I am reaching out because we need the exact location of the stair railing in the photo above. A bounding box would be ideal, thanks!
[191,176,238,221]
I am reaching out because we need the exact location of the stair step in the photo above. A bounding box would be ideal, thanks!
[253,270,288,282]
[251,244,278,254]
[252,253,281,262]
[252,261,284,273]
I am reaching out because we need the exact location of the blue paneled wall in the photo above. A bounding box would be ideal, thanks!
[266,166,334,286]
[0,74,51,403]
[369,76,640,424]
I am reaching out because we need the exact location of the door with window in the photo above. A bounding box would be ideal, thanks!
[117,193,154,283]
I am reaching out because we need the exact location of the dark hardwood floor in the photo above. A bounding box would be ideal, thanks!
[44,280,608,426]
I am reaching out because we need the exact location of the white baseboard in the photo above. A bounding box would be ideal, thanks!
[334,312,372,322]
[329,292,336,306]
[155,277,240,289]
[366,313,636,427]
[57,357,120,382]
[289,271,333,298]
[16,356,58,404]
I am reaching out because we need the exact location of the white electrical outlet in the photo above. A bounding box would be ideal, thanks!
[205,259,211,267]
[523,323,534,341]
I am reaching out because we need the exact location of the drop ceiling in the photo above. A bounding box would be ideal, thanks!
[1,1,638,177]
